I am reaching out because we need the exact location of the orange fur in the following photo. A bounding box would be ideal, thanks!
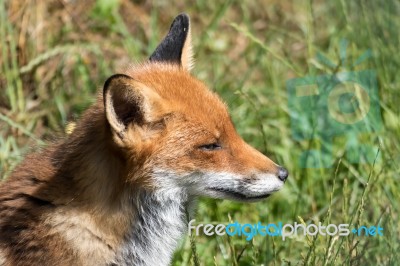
[0,14,286,265]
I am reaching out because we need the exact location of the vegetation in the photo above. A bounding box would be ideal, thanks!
[0,0,399,265]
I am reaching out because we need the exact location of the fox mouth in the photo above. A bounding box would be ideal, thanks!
[207,187,271,201]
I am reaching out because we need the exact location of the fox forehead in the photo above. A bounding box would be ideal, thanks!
[125,63,232,134]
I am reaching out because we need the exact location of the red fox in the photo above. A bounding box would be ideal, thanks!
[0,14,288,265]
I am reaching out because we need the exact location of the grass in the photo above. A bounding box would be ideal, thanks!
[0,0,399,265]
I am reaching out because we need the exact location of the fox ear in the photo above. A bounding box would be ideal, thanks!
[103,74,162,139]
[149,13,193,71]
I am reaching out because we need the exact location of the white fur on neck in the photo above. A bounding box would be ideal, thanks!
[114,188,191,266]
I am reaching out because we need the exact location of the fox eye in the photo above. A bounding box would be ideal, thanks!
[199,143,222,151]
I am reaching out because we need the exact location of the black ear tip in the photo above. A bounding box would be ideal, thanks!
[170,13,190,32]
[103,74,132,91]
[177,13,189,19]
[103,74,132,104]
[149,13,191,63]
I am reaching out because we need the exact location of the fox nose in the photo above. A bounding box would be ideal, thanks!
[277,166,289,182]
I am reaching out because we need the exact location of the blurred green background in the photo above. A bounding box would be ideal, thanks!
[0,0,399,265]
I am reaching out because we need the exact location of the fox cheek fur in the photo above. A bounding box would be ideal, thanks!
[0,13,288,266]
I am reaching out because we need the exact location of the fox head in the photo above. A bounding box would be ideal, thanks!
[103,14,288,202]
